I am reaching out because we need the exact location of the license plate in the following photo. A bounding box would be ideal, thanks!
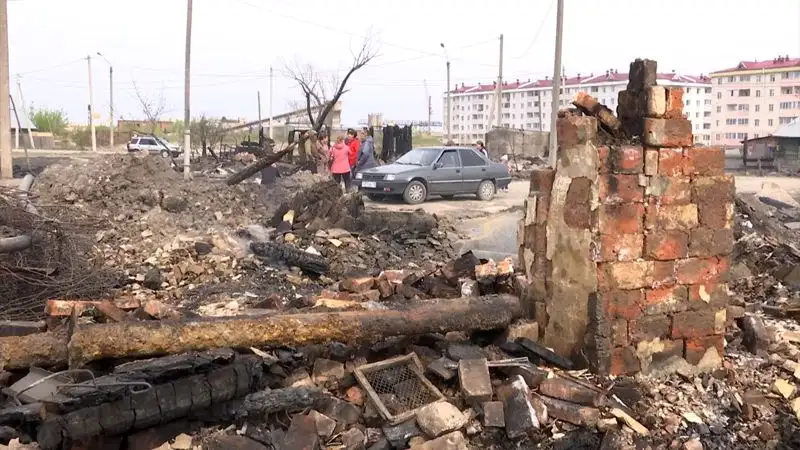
[362,181,377,188]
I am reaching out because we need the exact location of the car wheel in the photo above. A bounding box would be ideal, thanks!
[440,194,454,200]
[160,150,170,158]
[366,194,385,201]
[403,181,427,205]
[477,180,496,201]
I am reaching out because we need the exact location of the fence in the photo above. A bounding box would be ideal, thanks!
[485,127,549,160]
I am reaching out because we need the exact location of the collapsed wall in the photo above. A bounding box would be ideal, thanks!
[520,59,733,376]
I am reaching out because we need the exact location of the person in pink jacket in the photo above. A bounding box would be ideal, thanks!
[329,136,352,190]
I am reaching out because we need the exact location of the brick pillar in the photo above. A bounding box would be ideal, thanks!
[521,58,732,376]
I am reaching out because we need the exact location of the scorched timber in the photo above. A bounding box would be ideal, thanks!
[64,295,522,367]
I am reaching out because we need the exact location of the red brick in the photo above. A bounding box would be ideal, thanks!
[645,85,667,117]
[651,261,676,288]
[644,199,659,230]
[688,283,729,308]
[599,174,644,204]
[671,309,726,339]
[642,285,689,315]
[597,146,610,173]
[610,346,640,375]
[692,176,735,206]
[341,277,376,293]
[602,289,644,320]
[598,233,643,262]
[649,204,698,230]
[557,115,598,148]
[698,202,734,229]
[685,335,725,364]
[657,149,687,176]
[598,261,653,291]
[530,169,556,196]
[629,314,671,341]
[643,118,693,148]
[676,257,728,285]
[689,227,734,257]
[535,195,552,226]
[645,230,688,260]
[644,149,659,176]
[607,145,644,174]
[612,319,629,346]
[647,176,691,205]
[598,204,644,234]
[664,87,684,119]
[685,147,725,176]
[563,177,593,228]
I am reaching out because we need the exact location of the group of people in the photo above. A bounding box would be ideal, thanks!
[310,128,376,191]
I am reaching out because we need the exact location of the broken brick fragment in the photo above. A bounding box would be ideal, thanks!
[340,276,376,293]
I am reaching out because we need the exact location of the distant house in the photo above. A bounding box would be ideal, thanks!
[223,102,343,132]
[117,119,175,134]
[741,118,800,170]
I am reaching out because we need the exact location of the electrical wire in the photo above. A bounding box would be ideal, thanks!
[16,58,84,75]
[512,0,556,60]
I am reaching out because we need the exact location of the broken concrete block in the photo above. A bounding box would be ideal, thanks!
[341,427,366,449]
[375,276,394,298]
[341,277,376,293]
[538,395,599,427]
[505,320,539,343]
[482,401,505,428]
[738,314,773,354]
[497,375,539,438]
[773,379,795,399]
[284,369,315,388]
[382,270,409,285]
[308,410,336,439]
[409,431,467,450]
[283,414,320,450]
[459,278,480,297]
[645,85,667,117]
[596,417,619,432]
[496,258,514,277]
[314,396,361,425]
[415,401,468,438]
[458,359,492,403]
[475,260,498,284]
[446,343,485,361]
[427,357,456,381]
[382,419,421,449]
[312,358,345,385]
[441,251,481,283]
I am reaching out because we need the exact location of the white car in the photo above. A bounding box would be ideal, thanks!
[127,136,183,158]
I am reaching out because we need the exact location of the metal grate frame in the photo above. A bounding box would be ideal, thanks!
[353,353,445,425]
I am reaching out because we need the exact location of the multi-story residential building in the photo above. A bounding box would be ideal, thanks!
[444,70,712,145]
[710,56,800,147]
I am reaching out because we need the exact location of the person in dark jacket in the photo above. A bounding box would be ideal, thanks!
[475,140,489,159]
[354,128,377,174]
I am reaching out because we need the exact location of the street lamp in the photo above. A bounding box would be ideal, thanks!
[440,43,451,144]
[96,52,114,149]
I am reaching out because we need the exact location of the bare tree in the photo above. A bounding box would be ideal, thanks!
[284,35,378,133]
[191,114,225,159]
[133,82,167,134]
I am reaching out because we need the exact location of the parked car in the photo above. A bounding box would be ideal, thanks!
[127,136,183,158]
[354,146,512,204]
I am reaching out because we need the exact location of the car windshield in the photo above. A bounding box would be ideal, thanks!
[394,148,440,166]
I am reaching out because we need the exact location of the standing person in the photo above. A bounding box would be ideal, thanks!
[499,154,511,193]
[315,133,330,175]
[475,140,489,159]
[329,136,352,191]
[355,127,377,175]
[346,128,360,173]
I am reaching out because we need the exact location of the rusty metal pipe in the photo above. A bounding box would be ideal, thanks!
[68,295,522,367]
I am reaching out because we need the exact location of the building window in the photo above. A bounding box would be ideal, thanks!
[705,88,711,94]
[726,104,736,111]
[726,119,736,125]
[754,133,759,138]
[737,118,748,125]
[716,106,721,113]
[716,134,721,140]
[769,89,775,96]
[590,87,599,93]
[755,105,760,112]
[780,116,799,124]
[738,104,749,111]
[696,112,700,118]
[769,119,774,126]
[738,89,751,97]
[781,87,794,95]
[704,111,711,117]
[769,104,774,112]
[730,90,735,97]
[728,76,735,82]
[716,92,722,99]
[756,76,761,82]
[717,79,723,85]
[716,120,719,126]
[755,119,760,126]
[736,133,747,140]
[704,100,712,105]
[756,90,761,97]
[740,75,751,82]
[703,123,711,129]
[696,100,700,106]
[770,74,776,82]
[685,99,690,106]
[687,88,692,94]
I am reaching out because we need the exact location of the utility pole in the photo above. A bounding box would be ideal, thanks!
[183,0,192,180]
[108,65,114,148]
[0,0,9,179]
[446,61,451,142]
[495,34,503,128]
[86,55,97,152]
[428,96,432,135]
[16,77,34,149]
[548,0,564,168]
[13,81,18,149]
[257,91,262,124]
[268,66,274,139]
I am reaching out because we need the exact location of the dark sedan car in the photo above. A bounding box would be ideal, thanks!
[354,146,512,204]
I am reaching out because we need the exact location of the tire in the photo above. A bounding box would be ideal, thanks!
[403,181,427,205]
[477,180,496,201]
[160,150,170,158]
[440,194,455,200]
[366,194,385,201]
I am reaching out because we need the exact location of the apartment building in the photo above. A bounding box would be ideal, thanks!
[710,56,800,147]
[443,70,712,145]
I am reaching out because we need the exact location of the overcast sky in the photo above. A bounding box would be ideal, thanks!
[7,0,800,127]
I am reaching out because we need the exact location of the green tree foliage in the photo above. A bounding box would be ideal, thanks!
[29,107,69,135]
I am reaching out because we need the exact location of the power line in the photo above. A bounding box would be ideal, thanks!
[513,0,556,60]
[15,58,84,75]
